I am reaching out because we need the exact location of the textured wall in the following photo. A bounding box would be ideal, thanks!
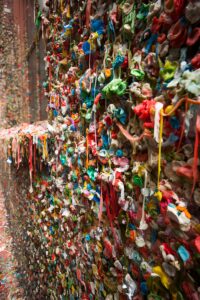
[0,0,47,128]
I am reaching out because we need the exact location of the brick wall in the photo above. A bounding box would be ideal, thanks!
[0,0,47,128]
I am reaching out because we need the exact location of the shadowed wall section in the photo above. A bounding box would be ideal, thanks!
[0,0,47,127]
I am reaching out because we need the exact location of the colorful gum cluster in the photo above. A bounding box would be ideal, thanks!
[2,0,200,299]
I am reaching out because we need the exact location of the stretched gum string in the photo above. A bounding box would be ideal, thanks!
[157,109,164,189]
[29,136,33,191]
[17,140,20,170]
[94,112,97,147]
[98,181,103,223]
[192,115,200,194]
[103,45,108,70]
[67,3,70,19]
[93,77,98,147]
[140,170,148,229]
[116,122,145,145]
[162,97,200,117]
[86,129,89,168]
[84,69,92,92]
[42,135,48,160]
[76,268,86,290]
[115,180,124,201]
[60,0,64,12]
[29,136,33,173]
[154,102,163,143]
[33,142,36,175]
[49,65,52,90]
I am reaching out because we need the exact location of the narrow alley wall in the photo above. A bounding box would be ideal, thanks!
[0,2,47,297]
[0,1,200,300]
[0,0,47,128]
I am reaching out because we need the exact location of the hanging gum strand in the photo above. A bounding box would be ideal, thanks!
[86,128,89,169]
